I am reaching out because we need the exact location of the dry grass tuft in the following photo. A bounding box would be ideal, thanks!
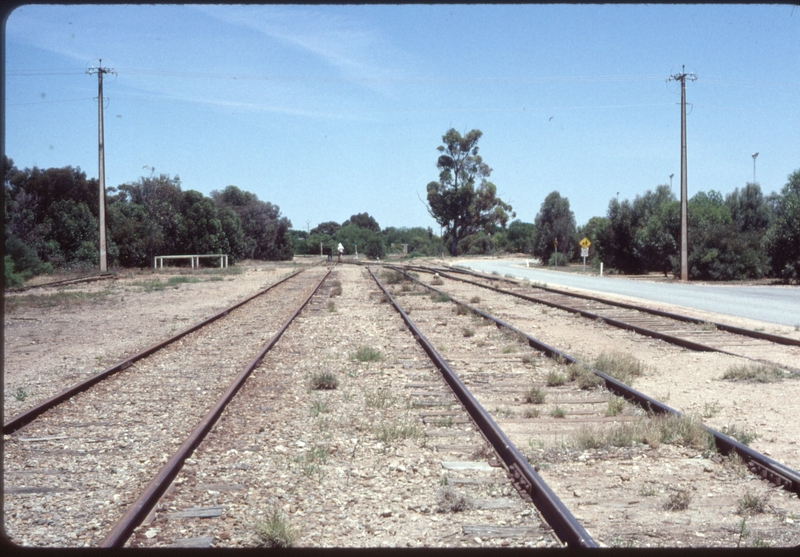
[352,346,382,362]
[437,486,473,513]
[570,414,714,452]
[310,371,339,390]
[663,487,693,511]
[254,510,298,548]
[605,396,626,416]
[525,386,546,404]
[594,352,646,385]
[546,370,566,386]
[737,490,768,515]
[723,363,785,383]
[721,424,759,446]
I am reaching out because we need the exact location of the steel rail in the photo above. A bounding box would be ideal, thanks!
[415,263,800,348]
[3,270,304,434]
[399,265,800,369]
[100,267,332,547]
[6,272,117,292]
[390,266,800,496]
[397,265,726,354]
[369,267,597,548]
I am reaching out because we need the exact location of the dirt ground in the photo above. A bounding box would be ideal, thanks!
[3,258,800,548]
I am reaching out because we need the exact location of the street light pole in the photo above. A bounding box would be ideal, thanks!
[752,152,759,184]
[669,173,674,189]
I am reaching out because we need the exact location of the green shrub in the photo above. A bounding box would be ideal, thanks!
[4,255,24,287]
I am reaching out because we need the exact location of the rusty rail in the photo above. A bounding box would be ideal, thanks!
[415,263,800,348]
[369,267,597,548]
[390,266,800,496]
[397,265,800,371]
[100,268,332,547]
[4,270,304,434]
[6,272,117,292]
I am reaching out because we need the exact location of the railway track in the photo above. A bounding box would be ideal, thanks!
[5,273,117,293]
[5,263,799,548]
[3,267,330,547]
[376,265,800,547]
[118,266,557,548]
[400,264,800,374]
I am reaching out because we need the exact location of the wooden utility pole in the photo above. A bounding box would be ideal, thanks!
[87,60,115,272]
[669,66,696,282]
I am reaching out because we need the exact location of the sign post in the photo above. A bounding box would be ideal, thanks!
[579,237,592,272]
[553,238,558,267]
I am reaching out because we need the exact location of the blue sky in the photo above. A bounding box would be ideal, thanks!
[4,4,799,232]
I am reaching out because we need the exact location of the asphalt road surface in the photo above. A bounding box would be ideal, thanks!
[457,259,800,328]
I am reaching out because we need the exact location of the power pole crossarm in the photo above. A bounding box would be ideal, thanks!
[668,66,697,282]
[87,60,116,272]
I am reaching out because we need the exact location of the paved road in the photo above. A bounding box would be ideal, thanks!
[457,259,800,327]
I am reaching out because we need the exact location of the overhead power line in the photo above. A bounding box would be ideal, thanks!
[6,68,797,90]
[6,67,666,83]
[7,97,95,106]
[6,69,87,76]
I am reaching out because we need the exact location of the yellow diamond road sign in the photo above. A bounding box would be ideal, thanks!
[579,237,591,249]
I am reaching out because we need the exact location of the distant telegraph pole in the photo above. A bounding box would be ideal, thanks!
[87,60,115,272]
[669,66,697,282]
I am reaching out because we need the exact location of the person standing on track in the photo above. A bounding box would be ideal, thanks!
[337,242,344,263]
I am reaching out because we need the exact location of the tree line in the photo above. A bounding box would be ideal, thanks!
[578,171,800,283]
[290,213,447,260]
[5,129,800,286]
[421,128,799,283]
[4,156,292,285]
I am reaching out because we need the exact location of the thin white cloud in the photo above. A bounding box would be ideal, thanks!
[112,90,382,122]
[5,6,99,65]
[194,5,405,93]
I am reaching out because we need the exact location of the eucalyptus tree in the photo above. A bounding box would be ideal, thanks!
[765,170,800,283]
[342,212,380,233]
[425,128,513,255]
[211,185,292,261]
[532,191,576,265]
